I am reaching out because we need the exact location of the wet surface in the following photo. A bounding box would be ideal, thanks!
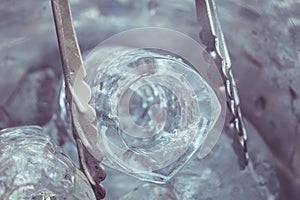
[0,0,299,199]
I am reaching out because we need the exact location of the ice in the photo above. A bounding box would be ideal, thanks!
[0,0,299,199]
[101,119,279,200]
[119,183,177,200]
[169,120,279,200]
[0,126,95,200]
[84,46,222,183]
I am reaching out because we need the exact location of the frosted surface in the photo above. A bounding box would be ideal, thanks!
[0,126,96,200]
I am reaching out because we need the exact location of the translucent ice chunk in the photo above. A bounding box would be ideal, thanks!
[0,126,95,200]
[100,120,279,200]
[119,183,177,200]
[85,45,223,183]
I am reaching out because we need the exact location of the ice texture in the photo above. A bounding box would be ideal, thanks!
[170,120,280,200]
[101,119,279,200]
[0,126,95,200]
[85,46,222,183]
[0,0,299,199]
[119,183,177,200]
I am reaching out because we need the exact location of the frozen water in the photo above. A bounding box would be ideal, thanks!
[101,119,279,200]
[0,126,95,200]
[84,46,222,183]
[119,183,177,200]
[0,0,299,199]
[167,119,279,200]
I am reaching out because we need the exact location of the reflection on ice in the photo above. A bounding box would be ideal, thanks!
[85,46,222,182]
[0,126,96,200]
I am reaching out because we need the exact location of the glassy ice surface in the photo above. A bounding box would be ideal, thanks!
[85,47,221,182]
[102,120,279,200]
[0,0,299,199]
[0,126,95,200]
[119,183,177,200]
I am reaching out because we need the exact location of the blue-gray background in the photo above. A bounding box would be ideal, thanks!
[0,0,299,199]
